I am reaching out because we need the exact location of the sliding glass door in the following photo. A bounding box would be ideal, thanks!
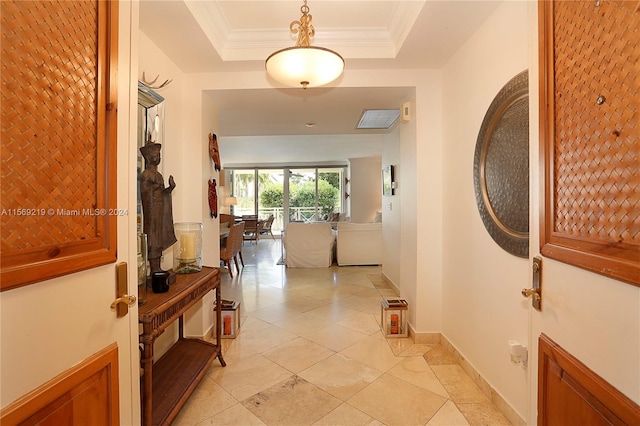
[231,169,255,216]
[288,168,316,222]
[257,169,284,234]
[229,166,345,235]
[289,167,342,222]
[318,168,342,218]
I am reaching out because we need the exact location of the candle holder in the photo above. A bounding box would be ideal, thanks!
[214,300,240,338]
[381,299,408,338]
[173,222,203,274]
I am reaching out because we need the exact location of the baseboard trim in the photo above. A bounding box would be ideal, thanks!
[381,275,526,424]
[380,272,400,295]
[408,328,526,425]
[439,335,527,426]
[409,324,441,344]
[185,324,213,341]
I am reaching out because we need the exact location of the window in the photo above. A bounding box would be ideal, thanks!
[228,166,345,234]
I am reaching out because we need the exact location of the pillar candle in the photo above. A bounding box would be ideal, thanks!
[180,232,195,260]
[390,314,399,334]
[223,315,232,335]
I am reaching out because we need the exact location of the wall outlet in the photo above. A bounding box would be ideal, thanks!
[508,340,528,369]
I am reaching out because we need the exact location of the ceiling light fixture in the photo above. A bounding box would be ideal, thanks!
[265,0,344,89]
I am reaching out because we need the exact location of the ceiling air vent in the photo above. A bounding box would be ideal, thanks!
[357,109,401,130]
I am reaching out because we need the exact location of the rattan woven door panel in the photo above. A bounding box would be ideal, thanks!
[539,0,639,286]
[1,0,118,291]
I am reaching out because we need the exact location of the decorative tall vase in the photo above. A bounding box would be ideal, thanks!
[137,233,148,304]
[173,222,203,273]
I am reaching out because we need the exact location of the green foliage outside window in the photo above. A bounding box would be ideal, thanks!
[260,183,284,207]
[260,179,339,215]
[319,172,340,188]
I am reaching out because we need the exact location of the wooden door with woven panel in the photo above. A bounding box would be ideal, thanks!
[536,1,640,424]
[1,1,137,424]
[539,0,640,286]
[1,0,117,290]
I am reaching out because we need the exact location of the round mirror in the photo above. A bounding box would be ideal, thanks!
[473,70,529,258]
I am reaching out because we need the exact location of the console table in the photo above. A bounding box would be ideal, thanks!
[138,266,226,426]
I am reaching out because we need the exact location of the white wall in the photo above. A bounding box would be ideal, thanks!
[381,128,401,289]
[189,90,221,336]
[200,92,221,268]
[440,2,640,423]
[348,156,382,223]
[441,1,530,418]
[412,73,444,335]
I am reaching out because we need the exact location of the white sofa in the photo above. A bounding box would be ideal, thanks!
[336,222,382,266]
[284,222,335,267]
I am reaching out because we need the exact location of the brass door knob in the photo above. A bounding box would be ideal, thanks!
[521,288,540,299]
[522,287,541,310]
[110,295,137,310]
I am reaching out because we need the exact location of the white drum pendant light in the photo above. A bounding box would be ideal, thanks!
[266,0,344,89]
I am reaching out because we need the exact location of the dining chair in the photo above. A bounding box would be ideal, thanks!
[259,214,275,240]
[220,222,244,277]
[242,215,259,245]
[220,213,236,227]
[233,222,245,269]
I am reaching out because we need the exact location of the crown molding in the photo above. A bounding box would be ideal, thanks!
[184,0,424,62]
[222,28,396,61]
[388,1,426,51]
[184,1,230,57]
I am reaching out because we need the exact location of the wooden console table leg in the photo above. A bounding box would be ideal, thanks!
[215,284,226,367]
[141,338,153,426]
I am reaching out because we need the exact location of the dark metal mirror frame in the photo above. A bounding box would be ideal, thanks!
[473,70,530,258]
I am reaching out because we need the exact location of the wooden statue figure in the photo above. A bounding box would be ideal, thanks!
[139,138,177,273]
[209,132,221,172]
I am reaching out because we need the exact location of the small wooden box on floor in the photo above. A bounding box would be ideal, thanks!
[381,299,408,338]
[214,300,240,338]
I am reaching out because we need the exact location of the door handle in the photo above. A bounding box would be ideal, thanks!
[521,287,540,300]
[111,295,137,310]
[522,256,542,311]
[112,262,134,318]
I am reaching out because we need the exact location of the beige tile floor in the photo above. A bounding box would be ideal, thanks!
[174,239,511,426]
